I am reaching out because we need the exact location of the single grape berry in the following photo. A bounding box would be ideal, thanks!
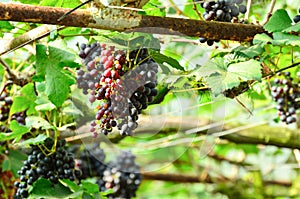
[294,15,300,23]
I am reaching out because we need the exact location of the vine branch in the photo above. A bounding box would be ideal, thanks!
[0,3,265,46]
[141,171,292,186]
[261,0,276,26]
[0,58,31,87]
[65,114,300,149]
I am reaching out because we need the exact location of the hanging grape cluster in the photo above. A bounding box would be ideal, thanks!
[294,8,300,23]
[101,151,142,199]
[0,92,26,126]
[77,145,142,199]
[76,43,158,136]
[14,138,81,198]
[195,0,247,46]
[77,144,106,179]
[271,72,300,124]
[0,92,26,129]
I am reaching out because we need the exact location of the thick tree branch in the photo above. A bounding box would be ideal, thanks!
[0,3,265,43]
[141,172,292,187]
[0,25,65,56]
[65,115,300,149]
[141,172,214,183]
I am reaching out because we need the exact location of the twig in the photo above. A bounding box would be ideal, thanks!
[208,152,251,166]
[212,121,268,137]
[0,58,31,86]
[261,0,276,26]
[192,0,203,20]
[0,81,13,97]
[168,0,184,17]
[57,0,93,21]
[141,172,214,183]
[263,61,300,78]
[235,96,253,115]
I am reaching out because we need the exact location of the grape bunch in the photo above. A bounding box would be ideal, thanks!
[14,138,81,198]
[100,151,142,199]
[195,0,247,46]
[294,8,300,23]
[77,144,106,179]
[271,72,300,124]
[0,93,12,122]
[77,146,142,199]
[0,92,26,126]
[77,43,158,136]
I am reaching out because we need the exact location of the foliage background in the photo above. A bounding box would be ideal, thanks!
[0,0,300,198]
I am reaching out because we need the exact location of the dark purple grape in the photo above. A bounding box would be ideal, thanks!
[294,15,300,23]
[239,5,247,14]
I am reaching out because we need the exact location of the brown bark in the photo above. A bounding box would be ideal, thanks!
[141,172,292,186]
[141,172,214,183]
[0,3,265,42]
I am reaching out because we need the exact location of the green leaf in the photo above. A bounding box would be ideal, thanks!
[253,33,273,45]
[142,0,166,17]
[233,45,265,59]
[264,9,292,32]
[61,0,82,8]
[239,144,259,154]
[35,44,78,107]
[197,58,227,77]
[31,178,73,198]
[228,60,262,81]
[0,121,30,142]
[46,67,75,107]
[39,0,57,6]
[10,83,37,115]
[1,159,10,172]
[183,0,202,19]
[60,179,81,192]
[25,116,54,130]
[150,50,184,71]
[35,94,57,111]
[17,134,48,147]
[0,21,14,30]
[10,120,30,139]
[18,0,40,4]
[3,149,27,176]
[200,59,262,95]
[81,181,100,194]
[272,32,300,46]
[283,22,300,33]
